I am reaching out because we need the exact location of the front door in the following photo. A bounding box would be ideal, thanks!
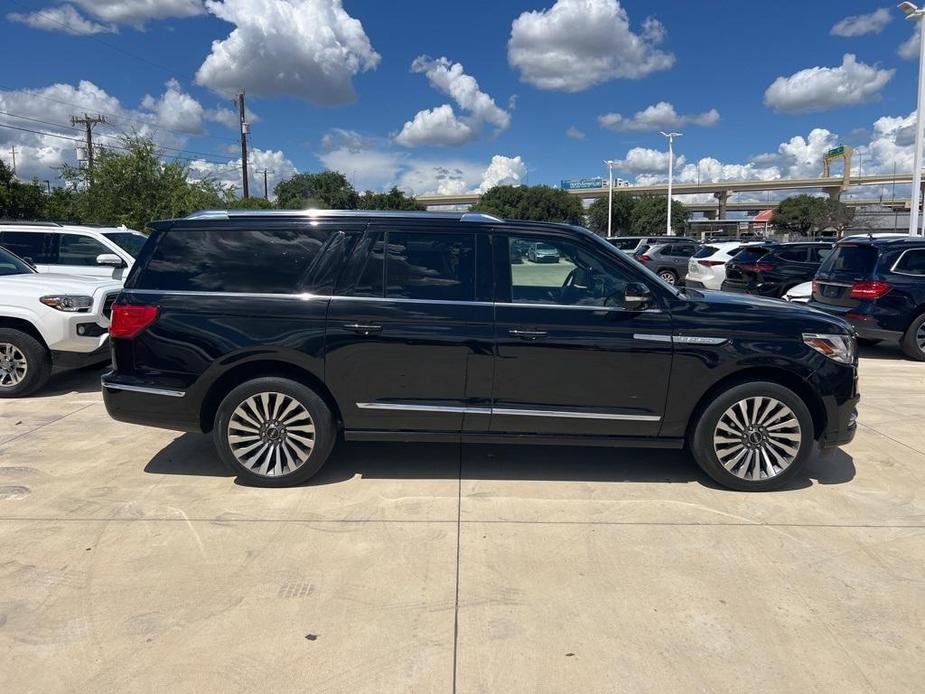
[326,225,494,434]
[491,231,674,437]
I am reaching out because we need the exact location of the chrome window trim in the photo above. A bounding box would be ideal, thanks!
[356,402,660,422]
[673,335,728,345]
[502,302,662,313]
[890,248,925,276]
[633,333,672,343]
[102,382,186,398]
[122,288,330,301]
[331,296,493,307]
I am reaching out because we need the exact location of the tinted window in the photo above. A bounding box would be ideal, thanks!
[57,234,111,266]
[608,238,639,251]
[820,244,879,274]
[104,232,147,257]
[385,231,475,301]
[668,244,696,257]
[507,235,635,308]
[894,248,925,275]
[135,227,331,293]
[693,245,719,258]
[775,246,809,262]
[732,247,771,264]
[354,233,385,297]
[0,231,52,264]
[809,246,833,263]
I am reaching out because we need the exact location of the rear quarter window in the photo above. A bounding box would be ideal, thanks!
[133,226,333,293]
[693,245,718,258]
[893,248,925,275]
[731,247,772,263]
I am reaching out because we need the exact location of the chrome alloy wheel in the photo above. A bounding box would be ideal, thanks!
[917,322,925,353]
[712,396,802,481]
[226,392,315,477]
[0,343,28,388]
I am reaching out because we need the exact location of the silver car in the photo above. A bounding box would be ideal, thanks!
[634,241,699,285]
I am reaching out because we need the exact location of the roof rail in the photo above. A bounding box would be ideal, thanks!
[460,212,503,223]
[184,210,231,220]
[0,220,63,227]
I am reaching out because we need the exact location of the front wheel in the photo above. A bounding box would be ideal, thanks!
[213,377,336,486]
[690,381,815,491]
[0,328,52,398]
[900,313,925,361]
[658,270,678,285]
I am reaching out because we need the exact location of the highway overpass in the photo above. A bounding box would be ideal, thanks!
[416,173,916,217]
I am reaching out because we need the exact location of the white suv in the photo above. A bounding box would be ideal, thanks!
[686,241,763,290]
[0,222,147,281]
[0,245,121,397]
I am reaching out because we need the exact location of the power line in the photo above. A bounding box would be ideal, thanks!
[0,110,76,131]
[71,114,107,174]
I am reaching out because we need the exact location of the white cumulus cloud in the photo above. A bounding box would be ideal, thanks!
[899,30,919,60]
[764,54,894,113]
[7,4,114,35]
[507,0,674,92]
[72,0,205,27]
[831,8,891,37]
[616,147,686,174]
[598,101,719,132]
[395,56,510,148]
[478,155,527,192]
[188,147,297,198]
[141,79,205,135]
[565,125,585,140]
[195,0,380,104]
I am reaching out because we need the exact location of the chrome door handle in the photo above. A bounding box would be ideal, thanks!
[343,323,382,335]
[509,329,547,340]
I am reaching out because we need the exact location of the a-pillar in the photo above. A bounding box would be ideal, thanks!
[714,190,731,220]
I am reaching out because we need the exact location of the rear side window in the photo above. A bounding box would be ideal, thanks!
[893,248,925,275]
[820,244,879,274]
[57,234,111,266]
[775,246,809,262]
[609,238,638,251]
[732,247,771,264]
[0,231,53,264]
[385,231,475,301]
[135,227,331,293]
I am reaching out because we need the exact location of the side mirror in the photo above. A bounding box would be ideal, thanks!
[623,282,653,310]
[96,253,125,267]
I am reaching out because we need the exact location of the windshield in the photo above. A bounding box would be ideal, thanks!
[820,244,879,274]
[0,246,35,276]
[103,232,147,257]
[535,243,557,252]
[608,238,639,251]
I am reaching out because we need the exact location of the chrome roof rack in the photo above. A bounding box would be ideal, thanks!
[182,209,505,222]
[0,220,63,227]
[460,212,503,223]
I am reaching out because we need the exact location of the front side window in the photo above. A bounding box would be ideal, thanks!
[56,234,111,266]
[894,248,925,275]
[507,234,635,308]
[385,232,475,301]
[134,227,331,293]
[776,246,810,262]
[103,232,148,257]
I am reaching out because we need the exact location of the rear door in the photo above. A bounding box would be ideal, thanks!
[325,224,494,434]
[490,229,673,437]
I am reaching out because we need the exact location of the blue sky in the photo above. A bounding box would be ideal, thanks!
[0,0,922,199]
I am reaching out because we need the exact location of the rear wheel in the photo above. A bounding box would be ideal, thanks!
[0,328,52,398]
[213,377,336,486]
[900,313,925,361]
[658,269,678,285]
[690,381,814,491]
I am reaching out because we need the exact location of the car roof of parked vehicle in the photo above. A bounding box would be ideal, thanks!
[0,221,143,234]
[838,234,925,247]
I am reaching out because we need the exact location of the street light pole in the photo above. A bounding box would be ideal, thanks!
[900,2,925,236]
[660,131,682,236]
[603,160,617,237]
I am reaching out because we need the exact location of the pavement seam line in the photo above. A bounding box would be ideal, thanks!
[451,445,462,694]
[0,402,98,447]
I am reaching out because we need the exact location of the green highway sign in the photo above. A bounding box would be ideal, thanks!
[825,146,845,158]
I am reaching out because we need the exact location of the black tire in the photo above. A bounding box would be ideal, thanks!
[900,313,925,362]
[213,377,336,487]
[0,328,52,398]
[658,269,678,285]
[690,381,815,491]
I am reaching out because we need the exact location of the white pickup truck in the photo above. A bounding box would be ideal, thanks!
[0,245,121,397]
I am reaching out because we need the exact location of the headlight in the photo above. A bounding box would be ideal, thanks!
[40,295,93,312]
[803,333,856,364]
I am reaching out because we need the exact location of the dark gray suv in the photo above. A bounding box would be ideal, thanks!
[635,241,699,285]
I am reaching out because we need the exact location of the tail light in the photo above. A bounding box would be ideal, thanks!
[637,254,651,262]
[110,305,159,338]
[740,263,773,272]
[697,260,725,267]
[849,281,891,299]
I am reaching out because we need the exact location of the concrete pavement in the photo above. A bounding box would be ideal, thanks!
[0,346,923,693]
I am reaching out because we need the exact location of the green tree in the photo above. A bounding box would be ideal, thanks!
[771,195,829,236]
[472,185,584,224]
[0,161,46,220]
[629,196,689,236]
[823,198,855,236]
[40,187,83,223]
[226,195,274,209]
[587,192,636,235]
[358,186,425,211]
[61,137,227,230]
[274,171,359,209]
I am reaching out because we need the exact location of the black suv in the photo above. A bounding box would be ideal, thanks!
[722,242,833,298]
[809,235,925,360]
[103,210,859,491]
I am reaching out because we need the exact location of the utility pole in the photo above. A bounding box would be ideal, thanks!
[10,145,15,175]
[660,131,682,236]
[259,169,274,199]
[603,160,617,237]
[899,2,925,235]
[70,114,107,177]
[237,92,250,199]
